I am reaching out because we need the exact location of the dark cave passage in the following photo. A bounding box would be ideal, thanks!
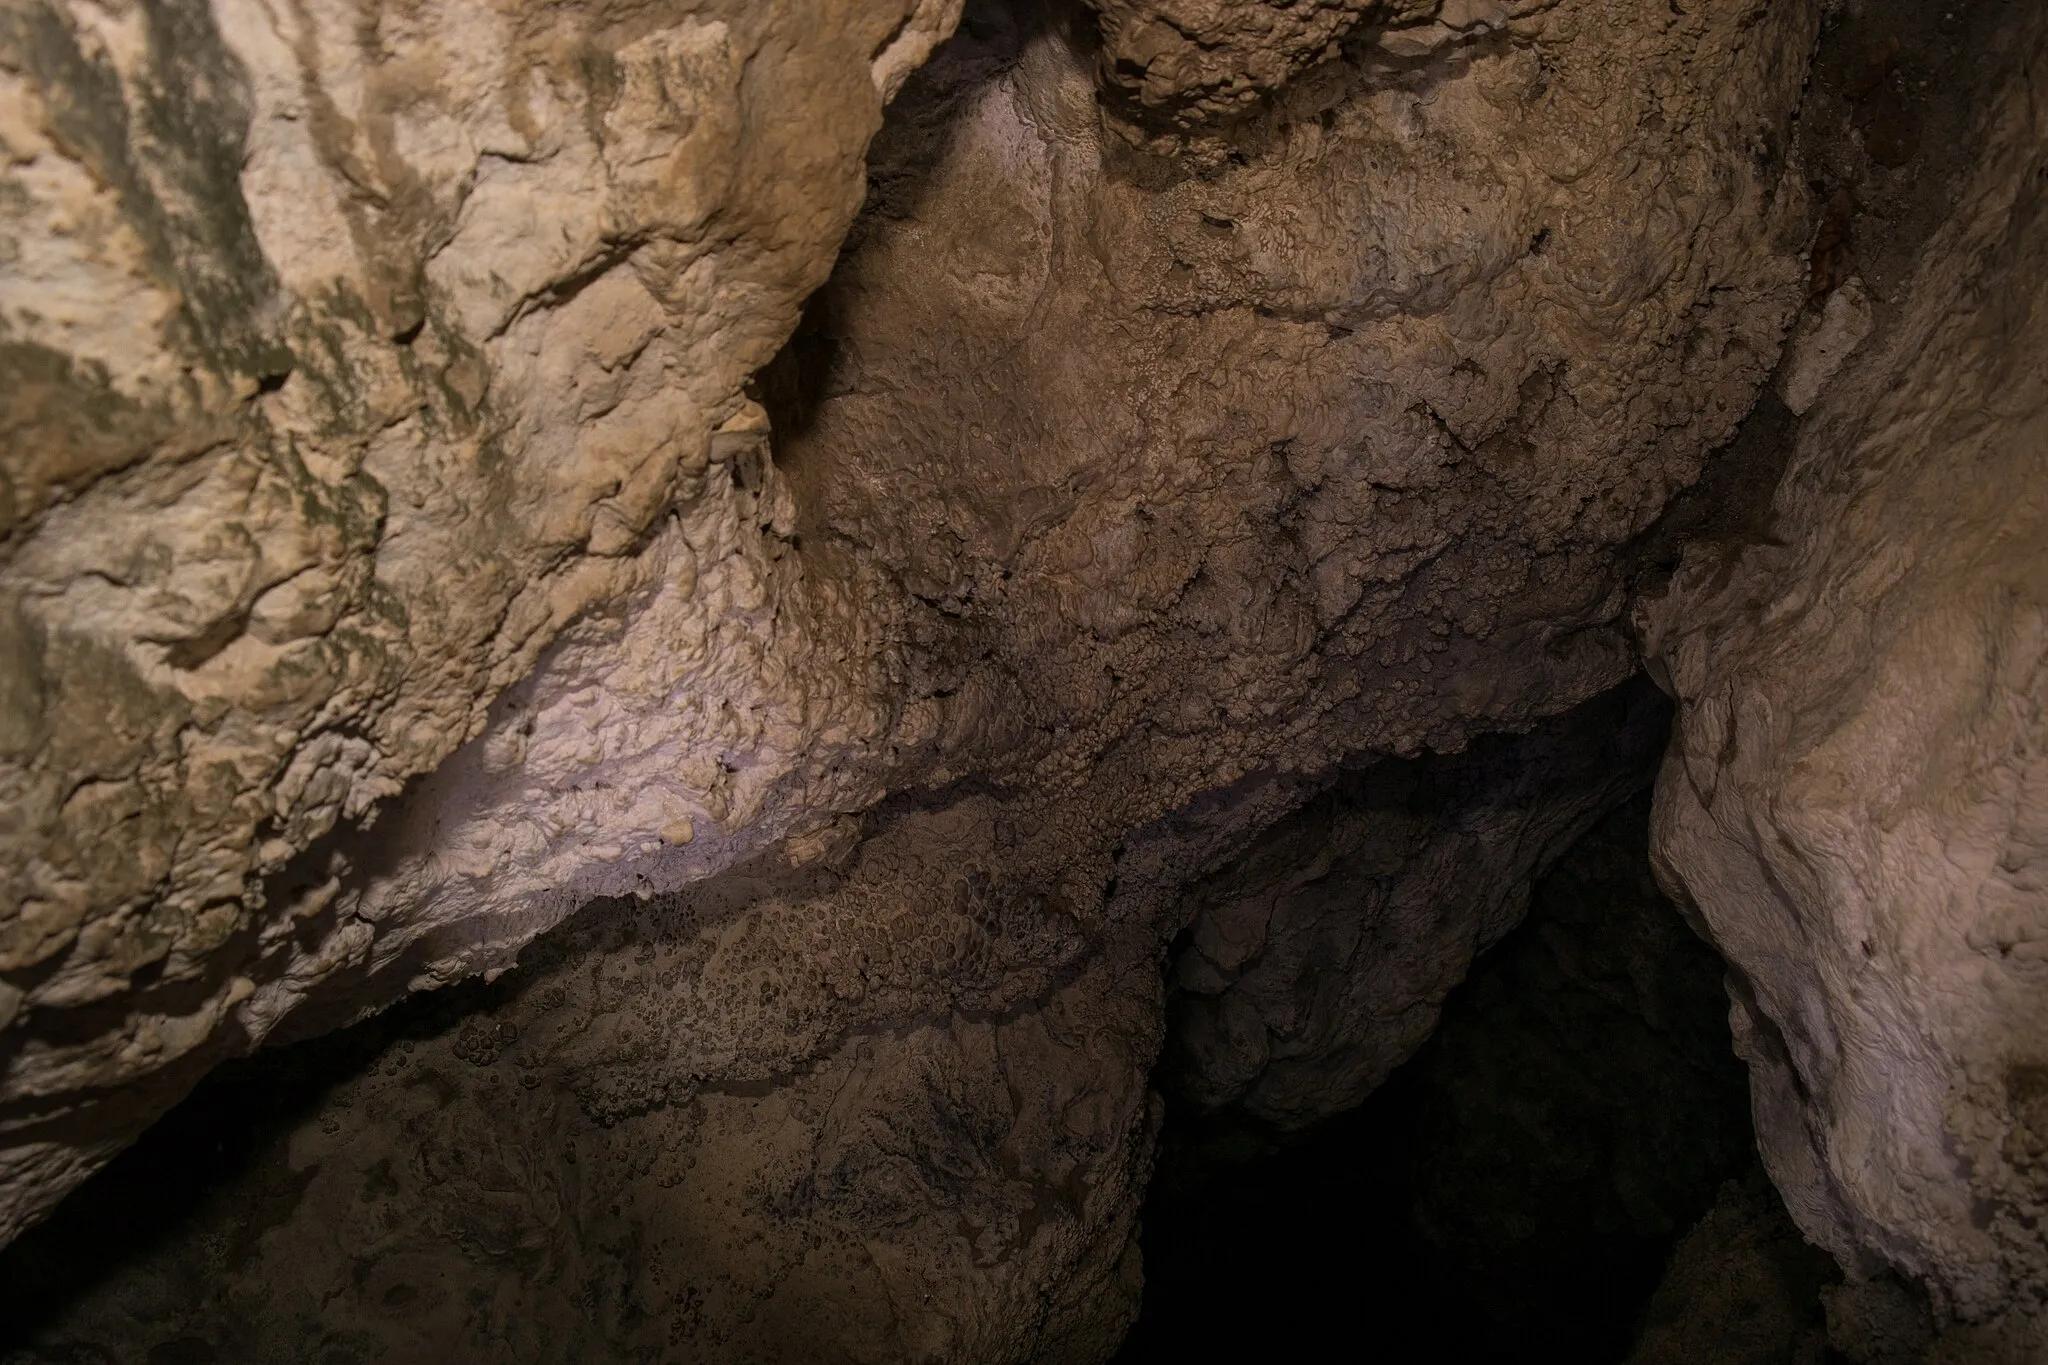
[1116,792,1836,1365]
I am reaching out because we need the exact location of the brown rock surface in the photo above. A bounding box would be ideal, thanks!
[1643,2,2048,1351]
[1123,781,1763,1361]
[1,0,1825,1277]
[1626,1168,1836,1365]
[0,892,1168,1362]
[16,0,2039,1358]
[0,0,965,1243]
[1163,676,1672,1127]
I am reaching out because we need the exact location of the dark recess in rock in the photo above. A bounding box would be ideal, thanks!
[1118,791,1824,1364]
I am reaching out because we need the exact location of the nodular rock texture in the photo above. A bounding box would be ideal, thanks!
[3,0,2046,1359]
[0,0,966,1244]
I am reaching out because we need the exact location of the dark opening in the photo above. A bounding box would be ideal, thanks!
[1116,792,1836,1364]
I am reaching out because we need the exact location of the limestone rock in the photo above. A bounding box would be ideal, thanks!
[1084,0,1439,138]
[0,0,962,1244]
[1164,677,1671,1126]
[0,897,1166,1363]
[1627,1168,1836,1365]
[1778,276,1875,417]
[1130,781,1760,1359]
[1643,5,2048,1348]
[0,0,1824,1336]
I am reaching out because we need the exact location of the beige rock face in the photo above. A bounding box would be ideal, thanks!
[0,0,1837,1353]
[0,0,1837,1349]
[0,0,965,1243]
[1644,7,2048,1349]
[759,0,1813,961]
[1084,0,1440,139]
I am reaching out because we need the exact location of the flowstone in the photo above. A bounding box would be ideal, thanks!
[1644,3,2048,1352]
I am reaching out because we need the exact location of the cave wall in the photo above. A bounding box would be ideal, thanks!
[18,0,2048,1360]
[1128,783,1772,1363]
[0,0,964,1243]
[1643,5,2048,1352]
[0,0,1828,1280]
[0,894,1170,1362]
[1163,675,1672,1128]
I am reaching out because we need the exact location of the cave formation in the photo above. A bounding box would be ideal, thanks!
[0,0,2044,1361]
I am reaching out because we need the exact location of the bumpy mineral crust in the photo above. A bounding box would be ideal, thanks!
[14,0,2048,1359]
[0,0,967,1242]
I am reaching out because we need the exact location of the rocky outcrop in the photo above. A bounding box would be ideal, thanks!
[0,0,965,1243]
[0,889,1168,1363]
[1126,785,1762,1361]
[1084,0,1433,141]
[1643,4,2048,1352]
[760,0,1818,1130]
[1627,1168,1837,1365]
[1,0,1825,1268]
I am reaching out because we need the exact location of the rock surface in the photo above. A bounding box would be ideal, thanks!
[757,0,1816,1139]
[0,0,965,1243]
[1,0,1824,1272]
[1626,1168,1836,1365]
[1126,784,1762,1361]
[0,886,1168,1362]
[1083,0,1434,142]
[1163,676,1673,1127]
[1643,2,2048,1351]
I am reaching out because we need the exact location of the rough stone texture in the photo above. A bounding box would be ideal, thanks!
[0,885,1167,1363]
[1163,675,1671,1126]
[1083,0,1437,141]
[1,0,1824,1266]
[1642,2,2048,1351]
[1626,1167,1836,1365]
[774,0,1815,900]
[0,0,966,1244]
[755,0,1817,1182]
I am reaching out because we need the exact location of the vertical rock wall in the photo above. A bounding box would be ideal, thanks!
[1644,6,2048,1351]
